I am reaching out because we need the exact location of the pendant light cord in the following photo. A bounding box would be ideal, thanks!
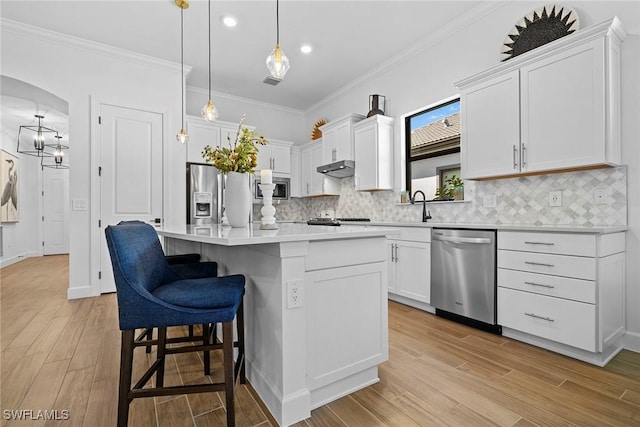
[180,7,185,129]
[208,0,211,99]
[276,0,280,44]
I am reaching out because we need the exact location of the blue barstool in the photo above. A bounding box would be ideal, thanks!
[105,222,245,426]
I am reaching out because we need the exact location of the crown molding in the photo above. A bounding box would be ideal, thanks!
[187,85,304,116]
[304,0,509,115]
[1,18,192,75]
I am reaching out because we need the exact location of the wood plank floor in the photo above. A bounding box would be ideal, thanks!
[2,254,640,426]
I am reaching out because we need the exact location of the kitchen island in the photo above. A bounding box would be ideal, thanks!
[158,223,391,426]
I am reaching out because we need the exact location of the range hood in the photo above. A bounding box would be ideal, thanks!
[317,160,355,178]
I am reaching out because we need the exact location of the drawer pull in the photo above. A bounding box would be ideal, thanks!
[525,312,554,322]
[523,241,555,246]
[524,281,555,289]
[524,261,555,268]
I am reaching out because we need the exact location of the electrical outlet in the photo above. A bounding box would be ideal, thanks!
[483,195,497,208]
[287,280,303,308]
[549,191,562,207]
[594,188,609,205]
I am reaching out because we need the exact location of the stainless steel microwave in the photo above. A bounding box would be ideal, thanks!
[254,177,290,203]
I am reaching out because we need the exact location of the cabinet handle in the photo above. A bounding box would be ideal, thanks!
[390,244,396,262]
[521,143,527,168]
[525,312,554,322]
[524,241,555,246]
[332,148,336,162]
[524,281,555,289]
[524,261,555,268]
[513,145,518,169]
[306,183,309,194]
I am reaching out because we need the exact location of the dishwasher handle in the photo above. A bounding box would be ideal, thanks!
[432,234,492,245]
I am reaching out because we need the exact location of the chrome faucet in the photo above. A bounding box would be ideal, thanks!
[411,190,432,222]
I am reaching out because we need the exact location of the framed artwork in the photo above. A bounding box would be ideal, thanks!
[1,150,19,223]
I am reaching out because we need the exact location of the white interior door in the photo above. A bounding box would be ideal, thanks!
[42,167,69,255]
[99,104,163,293]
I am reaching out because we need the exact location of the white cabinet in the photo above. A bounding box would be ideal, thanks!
[354,115,394,191]
[457,18,625,180]
[319,114,364,164]
[386,228,430,304]
[185,116,220,164]
[185,117,256,165]
[299,141,340,197]
[497,230,625,365]
[257,139,292,175]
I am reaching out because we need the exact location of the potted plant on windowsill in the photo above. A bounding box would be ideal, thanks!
[202,115,268,227]
[433,175,464,201]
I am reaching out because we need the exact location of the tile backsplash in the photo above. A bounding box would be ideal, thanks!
[255,166,627,227]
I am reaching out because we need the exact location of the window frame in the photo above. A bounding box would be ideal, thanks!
[402,95,461,196]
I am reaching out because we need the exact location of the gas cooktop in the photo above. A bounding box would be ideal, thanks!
[306,217,371,226]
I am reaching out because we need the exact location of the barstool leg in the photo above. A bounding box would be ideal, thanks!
[237,302,246,384]
[223,321,235,427]
[118,330,135,427]
[203,323,211,375]
[156,327,167,388]
[145,328,153,354]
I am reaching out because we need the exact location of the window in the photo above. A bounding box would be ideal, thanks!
[404,96,462,201]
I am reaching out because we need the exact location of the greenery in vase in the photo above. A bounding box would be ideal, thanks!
[434,175,464,201]
[202,115,268,174]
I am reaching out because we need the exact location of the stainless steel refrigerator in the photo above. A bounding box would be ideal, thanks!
[186,162,223,225]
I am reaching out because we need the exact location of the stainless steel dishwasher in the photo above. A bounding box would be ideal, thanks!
[431,228,500,333]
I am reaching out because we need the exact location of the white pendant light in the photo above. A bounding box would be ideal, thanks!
[176,0,189,144]
[266,0,290,79]
[201,0,219,122]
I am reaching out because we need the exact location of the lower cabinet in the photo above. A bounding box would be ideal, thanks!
[387,228,431,304]
[497,230,625,365]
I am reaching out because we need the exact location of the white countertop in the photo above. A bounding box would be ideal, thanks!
[157,223,392,246]
[355,221,628,234]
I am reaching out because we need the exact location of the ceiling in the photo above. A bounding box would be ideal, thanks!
[0,0,483,111]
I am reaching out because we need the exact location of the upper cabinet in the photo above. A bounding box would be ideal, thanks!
[319,114,364,164]
[299,140,340,197]
[256,139,293,175]
[354,115,394,191]
[186,117,220,164]
[185,117,255,165]
[456,17,626,180]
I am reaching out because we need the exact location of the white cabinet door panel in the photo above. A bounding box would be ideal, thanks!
[461,70,520,179]
[396,240,430,303]
[521,39,605,172]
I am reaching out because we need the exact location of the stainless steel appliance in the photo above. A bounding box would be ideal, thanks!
[186,162,223,225]
[431,228,500,333]
[253,176,290,203]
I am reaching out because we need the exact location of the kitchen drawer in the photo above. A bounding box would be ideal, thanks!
[498,249,596,281]
[498,287,596,351]
[498,231,596,257]
[382,227,430,243]
[498,268,595,304]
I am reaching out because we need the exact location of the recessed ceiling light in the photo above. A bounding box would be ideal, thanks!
[300,44,313,54]
[221,15,237,28]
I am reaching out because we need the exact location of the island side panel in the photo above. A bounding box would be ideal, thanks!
[305,237,389,408]
[199,241,311,426]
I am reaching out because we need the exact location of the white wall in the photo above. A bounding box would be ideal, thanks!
[303,1,640,347]
[1,20,184,298]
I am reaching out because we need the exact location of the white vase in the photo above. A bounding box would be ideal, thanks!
[224,171,251,228]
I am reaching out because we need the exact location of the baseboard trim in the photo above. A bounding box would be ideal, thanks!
[67,285,97,300]
[624,331,640,352]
